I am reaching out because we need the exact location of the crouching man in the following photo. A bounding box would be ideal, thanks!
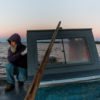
[5,33,27,92]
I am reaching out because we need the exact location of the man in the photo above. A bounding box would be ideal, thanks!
[5,33,27,92]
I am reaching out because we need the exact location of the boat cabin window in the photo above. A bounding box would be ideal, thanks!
[37,38,90,65]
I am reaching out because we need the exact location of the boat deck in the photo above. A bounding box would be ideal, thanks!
[1,79,100,100]
[0,81,29,100]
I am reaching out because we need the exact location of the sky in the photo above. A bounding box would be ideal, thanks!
[0,0,100,41]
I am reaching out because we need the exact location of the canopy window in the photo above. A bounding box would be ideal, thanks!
[37,38,90,65]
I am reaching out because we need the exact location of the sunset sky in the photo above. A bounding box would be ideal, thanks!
[0,0,100,41]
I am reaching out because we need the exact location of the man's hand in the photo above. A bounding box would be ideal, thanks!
[21,48,27,56]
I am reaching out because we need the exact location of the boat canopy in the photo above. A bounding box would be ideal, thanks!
[27,28,100,84]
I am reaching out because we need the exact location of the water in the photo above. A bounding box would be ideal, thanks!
[0,43,9,78]
[0,43,100,78]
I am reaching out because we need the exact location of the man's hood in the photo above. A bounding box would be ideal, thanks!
[8,33,22,46]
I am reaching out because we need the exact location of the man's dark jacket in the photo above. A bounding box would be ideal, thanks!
[7,33,27,68]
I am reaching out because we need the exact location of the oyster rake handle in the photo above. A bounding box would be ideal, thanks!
[24,21,61,100]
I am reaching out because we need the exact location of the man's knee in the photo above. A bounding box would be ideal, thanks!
[5,62,15,71]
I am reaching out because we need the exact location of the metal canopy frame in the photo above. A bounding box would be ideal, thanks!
[27,29,100,82]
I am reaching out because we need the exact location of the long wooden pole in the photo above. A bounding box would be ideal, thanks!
[24,21,61,100]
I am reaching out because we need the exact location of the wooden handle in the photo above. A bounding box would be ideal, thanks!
[24,21,61,100]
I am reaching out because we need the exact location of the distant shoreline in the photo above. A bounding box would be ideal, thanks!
[0,41,27,43]
[95,41,100,44]
[0,41,100,44]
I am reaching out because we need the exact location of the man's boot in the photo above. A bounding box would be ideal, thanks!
[5,83,15,92]
[18,81,24,87]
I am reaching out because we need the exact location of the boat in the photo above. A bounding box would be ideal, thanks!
[0,28,100,100]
